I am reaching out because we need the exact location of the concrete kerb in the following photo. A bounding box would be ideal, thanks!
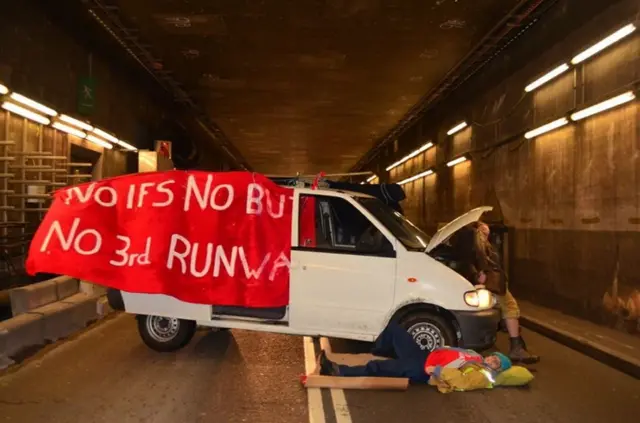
[1,278,114,368]
[0,312,45,357]
[37,294,100,342]
[56,277,80,301]
[9,276,80,316]
[9,279,58,316]
[520,314,640,379]
[97,296,113,317]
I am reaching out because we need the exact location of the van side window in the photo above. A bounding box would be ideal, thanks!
[298,195,394,256]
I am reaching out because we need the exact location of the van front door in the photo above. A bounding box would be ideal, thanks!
[289,193,396,338]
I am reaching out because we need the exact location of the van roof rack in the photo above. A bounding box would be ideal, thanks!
[267,171,373,188]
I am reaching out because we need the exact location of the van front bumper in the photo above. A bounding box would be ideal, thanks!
[451,307,501,351]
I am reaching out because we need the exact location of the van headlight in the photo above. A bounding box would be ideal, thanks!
[464,289,494,308]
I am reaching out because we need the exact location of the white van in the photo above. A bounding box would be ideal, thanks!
[107,187,500,353]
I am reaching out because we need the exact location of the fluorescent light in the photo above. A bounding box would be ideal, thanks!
[570,91,636,121]
[0,84,7,95]
[365,174,376,183]
[2,102,51,125]
[9,93,57,116]
[446,156,468,167]
[571,24,636,65]
[86,134,114,149]
[116,140,137,151]
[386,142,434,171]
[59,114,93,131]
[398,169,434,185]
[524,117,569,139]
[525,64,570,92]
[92,126,136,150]
[447,122,468,136]
[52,122,87,138]
[92,127,119,144]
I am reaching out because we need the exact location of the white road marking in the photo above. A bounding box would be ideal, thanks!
[330,389,353,423]
[303,336,326,423]
[303,336,354,423]
[320,337,353,423]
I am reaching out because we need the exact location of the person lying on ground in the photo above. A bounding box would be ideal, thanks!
[317,323,512,393]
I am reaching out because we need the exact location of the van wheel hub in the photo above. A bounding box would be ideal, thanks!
[408,322,444,351]
[146,316,180,342]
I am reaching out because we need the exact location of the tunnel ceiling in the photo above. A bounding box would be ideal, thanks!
[108,0,520,175]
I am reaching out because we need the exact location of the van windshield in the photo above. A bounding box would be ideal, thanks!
[355,197,431,251]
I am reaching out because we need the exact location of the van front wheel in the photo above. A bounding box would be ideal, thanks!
[400,313,456,353]
[137,315,196,352]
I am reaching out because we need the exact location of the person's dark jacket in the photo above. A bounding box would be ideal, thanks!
[449,225,506,295]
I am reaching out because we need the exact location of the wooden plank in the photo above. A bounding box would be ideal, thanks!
[302,375,409,390]
[301,342,407,390]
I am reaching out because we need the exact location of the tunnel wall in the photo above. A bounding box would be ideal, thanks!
[0,1,151,284]
[373,0,640,334]
[0,1,232,172]
[0,1,233,285]
[0,1,163,151]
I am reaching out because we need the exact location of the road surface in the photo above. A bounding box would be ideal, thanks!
[0,313,638,423]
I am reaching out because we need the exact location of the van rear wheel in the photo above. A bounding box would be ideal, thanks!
[400,313,456,353]
[137,315,196,352]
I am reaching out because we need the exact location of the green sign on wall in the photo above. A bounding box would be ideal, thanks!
[77,76,96,116]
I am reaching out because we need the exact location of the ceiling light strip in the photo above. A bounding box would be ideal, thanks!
[9,93,57,117]
[571,23,636,65]
[524,63,570,92]
[52,122,87,139]
[524,23,636,93]
[2,102,51,125]
[59,114,94,132]
[1,82,137,152]
[385,142,434,171]
[86,134,114,149]
[570,91,636,121]
[446,156,469,167]
[116,140,138,151]
[524,117,569,139]
[447,122,468,136]
[398,169,434,186]
[92,127,119,144]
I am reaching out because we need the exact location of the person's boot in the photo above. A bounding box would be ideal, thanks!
[317,350,341,376]
[509,336,540,364]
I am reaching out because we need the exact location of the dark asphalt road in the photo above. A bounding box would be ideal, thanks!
[330,330,640,423]
[0,314,308,423]
[0,313,639,423]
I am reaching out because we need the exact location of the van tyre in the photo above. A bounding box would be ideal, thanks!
[137,315,196,352]
[400,313,457,353]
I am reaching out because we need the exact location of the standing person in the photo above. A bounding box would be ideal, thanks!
[317,322,512,393]
[474,222,540,364]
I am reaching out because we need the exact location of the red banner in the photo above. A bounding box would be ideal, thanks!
[299,196,316,247]
[26,171,293,308]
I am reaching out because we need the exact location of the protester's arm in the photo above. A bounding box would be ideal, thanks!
[431,367,493,393]
[469,263,484,285]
